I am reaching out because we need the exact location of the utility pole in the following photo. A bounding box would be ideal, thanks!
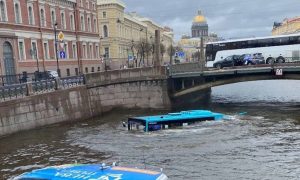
[54,23,60,77]
[154,30,161,66]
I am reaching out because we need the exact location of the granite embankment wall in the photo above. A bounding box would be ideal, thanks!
[0,67,170,137]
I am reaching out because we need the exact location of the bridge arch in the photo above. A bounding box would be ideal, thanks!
[173,74,300,98]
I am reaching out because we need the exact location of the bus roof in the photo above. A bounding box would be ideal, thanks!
[206,33,300,45]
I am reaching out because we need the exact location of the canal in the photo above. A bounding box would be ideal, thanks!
[1,80,300,180]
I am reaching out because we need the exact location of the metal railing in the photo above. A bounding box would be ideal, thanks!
[0,75,85,102]
[60,76,85,89]
[0,84,27,101]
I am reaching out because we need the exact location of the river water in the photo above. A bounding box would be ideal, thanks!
[1,80,300,180]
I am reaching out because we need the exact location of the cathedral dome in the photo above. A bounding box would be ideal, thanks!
[193,11,206,23]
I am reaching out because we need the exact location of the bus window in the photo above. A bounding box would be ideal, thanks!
[273,37,289,46]
[258,38,272,47]
[238,41,248,48]
[292,50,300,61]
[248,40,258,48]
[289,36,300,44]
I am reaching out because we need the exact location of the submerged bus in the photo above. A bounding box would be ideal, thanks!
[206,33,300,66]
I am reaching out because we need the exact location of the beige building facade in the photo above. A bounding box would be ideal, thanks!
[97,0,173,69]
[272,17,300,35]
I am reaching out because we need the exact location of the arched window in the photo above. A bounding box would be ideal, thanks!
[40,9,45,27]
[51,10,55,27]
[61,12,65,29]
[28,6,34,25]
[0,0,6,22]
[103,25,108,37]
[14,3,21,23]
[93,19,97,32]
[87,17,91,32]
[80,16,84,31]
[70,14,74,30]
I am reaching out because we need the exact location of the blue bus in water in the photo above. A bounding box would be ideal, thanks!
[13,163,168,180]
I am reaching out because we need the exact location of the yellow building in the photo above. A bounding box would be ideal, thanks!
[178,11,218,62]
[97,0,173,69]
[272,17,300,35]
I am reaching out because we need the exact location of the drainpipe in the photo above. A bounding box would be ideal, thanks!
[37,0,46,72]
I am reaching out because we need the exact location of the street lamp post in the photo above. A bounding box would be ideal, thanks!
[54,22,60,77]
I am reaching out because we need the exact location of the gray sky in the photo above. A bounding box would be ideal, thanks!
[123,0,300,41]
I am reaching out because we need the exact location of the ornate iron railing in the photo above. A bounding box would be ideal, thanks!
[60,75,85,89]
[0,84,27,101]
[0,75,85,102]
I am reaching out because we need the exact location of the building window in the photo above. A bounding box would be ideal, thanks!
[85,67,88,73]
[97,67,100,71]
[43,42,49,59]
[89,44,93,59]
[51,10,56,27]
[103,12,106,18]
[63,43,68,59]
[87,17,91,32]
[70,14,75,30]
[72,44,77,59]
[66,68,70,76]
[75,68,79,75]
[0,0,6,22]
[61,12,65,29]
[104,47,109,58]
[40,8,45,27]
[96,45,99,59]
[103,25,108,37]
[80,15,85,31]
[18,40,25,61]
[93,19,97,32]
[91,67,94,72]
[28,5,34,25]
[83,44,86,58]
[14,3,21,24]
[31,41,38,59]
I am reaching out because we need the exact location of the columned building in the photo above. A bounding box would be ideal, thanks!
[0,0,100,78]
[97,0,173,69]
[191,11,208,38]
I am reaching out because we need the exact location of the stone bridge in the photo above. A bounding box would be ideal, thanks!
[169,62,300,98]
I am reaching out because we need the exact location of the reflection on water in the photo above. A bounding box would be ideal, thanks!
[1,80,300,180]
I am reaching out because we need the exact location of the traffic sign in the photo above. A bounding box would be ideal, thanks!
[58,31,64,41]
[59,51,66,59]
[178,51,185,57]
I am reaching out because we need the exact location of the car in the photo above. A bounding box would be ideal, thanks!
[240,53,265,65]
[213,55,242,69]
[46,70,59,79]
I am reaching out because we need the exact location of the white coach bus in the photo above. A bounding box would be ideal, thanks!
[206,33,300,66]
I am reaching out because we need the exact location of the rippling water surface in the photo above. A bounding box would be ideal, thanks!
[1,80,300,180]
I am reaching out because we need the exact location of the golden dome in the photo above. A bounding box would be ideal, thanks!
[193,10,206,23]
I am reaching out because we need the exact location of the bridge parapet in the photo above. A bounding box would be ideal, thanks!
[85,66,167,88]
[169,62,205,76]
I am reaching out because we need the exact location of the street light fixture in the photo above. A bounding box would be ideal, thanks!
[54,22,60,77]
